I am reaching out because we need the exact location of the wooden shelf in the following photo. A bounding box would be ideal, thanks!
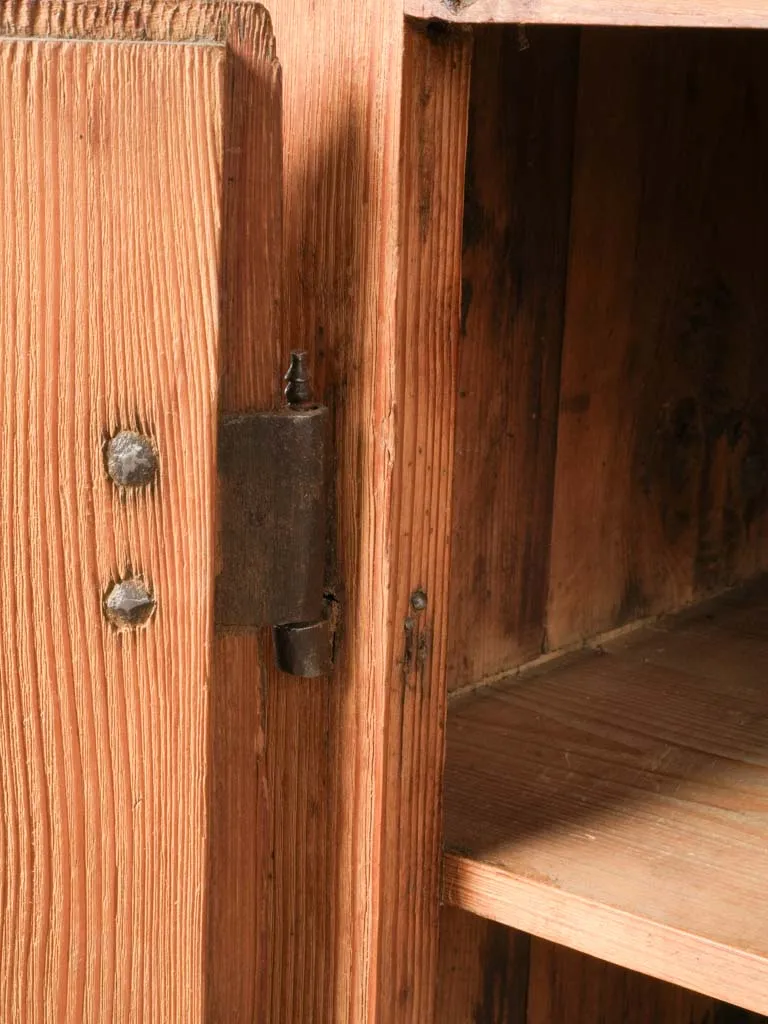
[442,582,768,1014]
[404,0,768,28]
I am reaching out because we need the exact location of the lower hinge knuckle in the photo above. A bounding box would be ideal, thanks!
[215,353,333,677]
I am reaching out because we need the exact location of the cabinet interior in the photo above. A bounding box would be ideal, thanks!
[440,23,768,1021]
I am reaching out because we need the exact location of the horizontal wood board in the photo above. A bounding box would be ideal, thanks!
[444,581,768,1014]
[404,0,768,28]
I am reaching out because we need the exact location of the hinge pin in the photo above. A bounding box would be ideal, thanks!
[284,350,314,406]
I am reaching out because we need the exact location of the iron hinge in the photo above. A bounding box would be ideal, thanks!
[215,352,333,677]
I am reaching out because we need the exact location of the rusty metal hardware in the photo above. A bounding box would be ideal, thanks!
[105,430,158,487]
[215,352,333,676]
[273,617,333,678]
[104,577,156,629]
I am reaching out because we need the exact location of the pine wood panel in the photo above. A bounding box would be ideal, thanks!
[251,5,473,1018]
[0,5,282,1020]
[264,0,406,1012]
[443,583,768,1014]
[0,34,223,1022]
[265,0,410,1004]
[448,25,578,692]
[437,907,530,1023]
[204,9,281,1022]
[547,29,768,650]
[404,0,768,28]
[371,21,473,1022]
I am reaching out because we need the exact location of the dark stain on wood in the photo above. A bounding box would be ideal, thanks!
[712,1003,768,1024]
[474,922,530,1024]
[448,25,580,690]
[437,909,531,1024]
[527,939,720,1024]
[549,29,768,648]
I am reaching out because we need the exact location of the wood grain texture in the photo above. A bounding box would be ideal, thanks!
[369,21,472,1022]
[448,25,578,693]
[547,29,768,651]
[404,0,768,28]
[527,940,717,1024]
[205,8,281,1023]
[443,582,768,1013]
[437,907,530,1024]
[253,0,407,1013]
[0,33,223,1023]
[0,5,282,1021]
[435,919,729,1024]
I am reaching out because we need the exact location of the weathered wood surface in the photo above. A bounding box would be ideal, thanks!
[444,583,768,1014]
[436,916,725,1024]
[404,0,768,28]
[0,0,479,1018]
[448,25,578,692]
[0,4,282,1021]
[548,29,768,650]
[253,3,474,1017]
[437,908,531,1023]
[0,31,223,1022]
[371,21,472,1021]
[527,941,718,1024]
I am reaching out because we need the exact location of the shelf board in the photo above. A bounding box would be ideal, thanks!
[404,0,768,28]
[443,581,768,1014]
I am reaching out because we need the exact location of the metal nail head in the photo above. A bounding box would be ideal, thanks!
[104,578,156,629]
[410,589,428,612]
[106,430,158,488]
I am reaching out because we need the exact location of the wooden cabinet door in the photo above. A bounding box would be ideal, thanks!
[0,4,280,1020]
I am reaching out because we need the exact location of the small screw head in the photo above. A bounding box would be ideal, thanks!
[104,578,156,629]
[105,430,158,488]
[410,589,428,612]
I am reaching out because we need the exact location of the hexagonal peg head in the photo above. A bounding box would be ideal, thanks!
[103,577,156,630]
[105,430,158,488]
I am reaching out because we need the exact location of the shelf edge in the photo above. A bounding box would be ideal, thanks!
[443,852,768,1014]
[404,0,768,27]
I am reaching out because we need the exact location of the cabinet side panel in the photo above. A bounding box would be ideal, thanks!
[449,26,579,693]
[548,29,768,649]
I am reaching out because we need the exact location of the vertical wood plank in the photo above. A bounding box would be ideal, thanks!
[448,26,579,692]
[371,20,472,1021]
[548,29,768,649]
[437,907,530,1024]
[205,8,282,1022]
[0,36,223,1022]
[2,2,468,1019]
[262,1,472,1018]
[264,0,409,1011]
